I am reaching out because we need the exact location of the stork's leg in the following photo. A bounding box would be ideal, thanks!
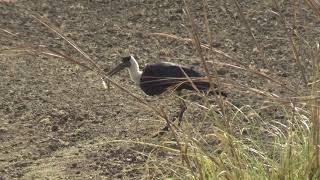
[152,94,187,137]
[177,98,187,127]
[159,95,187,131]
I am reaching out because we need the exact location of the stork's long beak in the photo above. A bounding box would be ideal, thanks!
[106,62,128,76]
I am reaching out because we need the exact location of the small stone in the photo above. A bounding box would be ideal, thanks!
[71,163,77,168]
[51,125,59,132]
[0,127,8,134]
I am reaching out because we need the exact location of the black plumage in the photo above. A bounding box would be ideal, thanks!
[140,62,212,96]
[106,56,226,97]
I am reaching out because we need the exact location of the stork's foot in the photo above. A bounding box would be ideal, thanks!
[152,124,169,137]
[177,101,187,126]
[152,100,187,138]
[152,130,166,138]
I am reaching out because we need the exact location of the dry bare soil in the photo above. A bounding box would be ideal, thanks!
[0,0,319,179]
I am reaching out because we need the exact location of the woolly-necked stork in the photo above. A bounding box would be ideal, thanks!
[106,55,226,135]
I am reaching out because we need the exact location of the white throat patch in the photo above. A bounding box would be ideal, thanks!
[127,56,142,85]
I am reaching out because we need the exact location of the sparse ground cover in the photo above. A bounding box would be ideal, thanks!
[0,0,320,179]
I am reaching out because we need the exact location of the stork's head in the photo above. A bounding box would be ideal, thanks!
[108,56,134,76]
[107,55,141,77]
[107,55,142,84]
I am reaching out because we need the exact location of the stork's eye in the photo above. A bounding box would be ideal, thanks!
[122,56,131,63]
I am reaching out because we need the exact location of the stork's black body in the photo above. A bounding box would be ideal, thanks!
[140,62,210,96]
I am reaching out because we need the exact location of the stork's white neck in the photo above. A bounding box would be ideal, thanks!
[127,56,142,85]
